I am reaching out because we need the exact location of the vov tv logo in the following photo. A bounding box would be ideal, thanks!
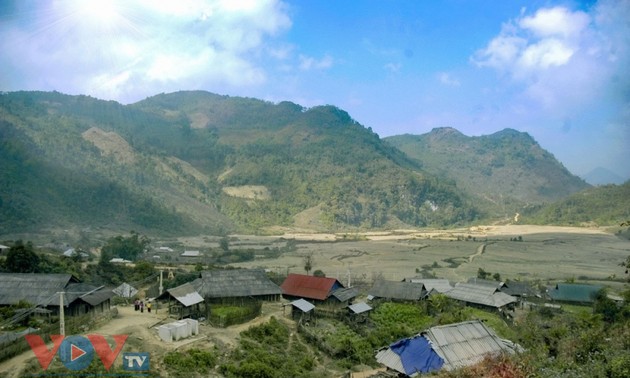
[25,334,150,372]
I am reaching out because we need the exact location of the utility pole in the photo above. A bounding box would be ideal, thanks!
[59,292,65,336]
[159,270,164,296]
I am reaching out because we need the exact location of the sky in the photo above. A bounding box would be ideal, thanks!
[1,0,629,181]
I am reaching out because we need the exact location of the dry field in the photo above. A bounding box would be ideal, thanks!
[201,225,630,288]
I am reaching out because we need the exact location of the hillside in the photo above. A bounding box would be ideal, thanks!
[0,91,478,235]
[523,181,630,227]
[385,128,590,218]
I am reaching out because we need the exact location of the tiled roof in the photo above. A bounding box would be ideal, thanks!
[193,269,281,298]
[369,280,425,301]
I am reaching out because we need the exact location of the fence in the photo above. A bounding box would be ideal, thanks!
[0,308,117,363]
[207,302,262,328]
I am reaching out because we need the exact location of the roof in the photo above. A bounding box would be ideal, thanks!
[0,273,79,306]
[466,278,506,289]
[280,274,343,301]
[445,283,517,309]
[423,320,521,371]
[163,283,204,307]
[79,289,114,306]
[405,278,453,294]
[193,269,281,298]
[501,282,537,297]
[331,287,358,302]
[548,283,603,303]
[291,298,315,313]
[376,320,521,375]
[369,280,425,301]
[348,302,372,314]
[113,282,138,298]
[377,335,444,376]
[181,250,200,257]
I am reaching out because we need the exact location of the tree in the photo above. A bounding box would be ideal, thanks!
[477,267,490,279]
[493,272,501,282]
[219,237,230,252]
[5,240,40,273]
[101,231,150,261]
[303,253,313,275]
[313,269,325,277]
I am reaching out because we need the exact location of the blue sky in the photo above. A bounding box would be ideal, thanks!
[1,0,628,180]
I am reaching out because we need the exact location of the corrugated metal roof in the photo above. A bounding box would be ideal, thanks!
[423,320,519,371]
[193,269,281,298]
[331,287,358,302]
[181,250,200,257]
[466,278,505,289]
[280,274,342,301]
[80,289,114,306]
[445,283,516,308]
[113,282,138,298]
[405,279,453,294]
[548,283,602,303]
[0,273,78,306]
[166,283,204,307]
[376,347,407,376]
[291,298,315,313]
[348,302,372,314]
[369,280,425,301]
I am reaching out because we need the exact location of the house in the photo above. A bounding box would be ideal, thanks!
[181,250,201,257]
[192,269,282,303]
[280,274,344,303]
[547,283,603,304]
[404,278,453,295]
[502,281,538,298]
[156,282,204,319]
[288,298,316,322]
[466,277,506,289]
[348,302,372,323]
[368,280,426,302]
[444,283,517,311]
[0,273,113,317]
[329,287,359,307]
[112,282,138,299]
[376,320,522,376]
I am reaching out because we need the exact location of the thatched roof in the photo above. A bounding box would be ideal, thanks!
[369,280,426,301]
[192,269,281,299]
[0,273,79,306]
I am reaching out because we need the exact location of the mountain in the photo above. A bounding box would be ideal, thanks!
[523,181,630,226]
[582,167,626,186]
[385,128,590,218]
[0,91,478,235]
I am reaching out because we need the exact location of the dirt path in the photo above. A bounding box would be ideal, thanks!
[0,301,291,378]
[469,243,487,263]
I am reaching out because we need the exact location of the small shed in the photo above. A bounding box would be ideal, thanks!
[348,302,372,323]
[157,282,204,319]
[289,298,315,322]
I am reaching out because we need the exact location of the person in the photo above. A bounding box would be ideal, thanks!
[134,299,138,311]
[140,301,144,313]
[147,301,152,313]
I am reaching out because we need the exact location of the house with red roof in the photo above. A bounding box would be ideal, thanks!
[280,274,347,304]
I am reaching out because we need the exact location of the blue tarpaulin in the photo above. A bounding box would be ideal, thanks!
[390,336,444,375]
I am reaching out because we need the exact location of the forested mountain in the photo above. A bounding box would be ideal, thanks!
[385,128,590,218]
[522,181,630,226]
[0,91,477,235]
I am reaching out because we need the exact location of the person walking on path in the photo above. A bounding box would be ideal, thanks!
[134,299,139,311]
[147,302,152,313]
[140,301,144,313]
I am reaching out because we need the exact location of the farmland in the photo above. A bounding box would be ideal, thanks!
[172,225,630,288]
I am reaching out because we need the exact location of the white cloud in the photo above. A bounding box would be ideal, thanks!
[384,63,402,73]
[299,54,333,71]
[437,72,460,87]
[472,1,629,112]
[519,7,590,38]
[0,0,291,102]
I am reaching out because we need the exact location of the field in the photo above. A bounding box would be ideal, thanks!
[175,225,630,288]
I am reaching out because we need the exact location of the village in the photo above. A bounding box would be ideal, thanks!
[0,236,626,377]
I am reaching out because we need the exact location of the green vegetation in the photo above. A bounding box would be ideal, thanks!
[219,317,318,377]
[523,181,630,226]
[385,128,590,218]
[164,349,217,377]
